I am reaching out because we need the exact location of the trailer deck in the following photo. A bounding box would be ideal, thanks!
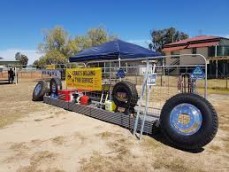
[43,96,159,135]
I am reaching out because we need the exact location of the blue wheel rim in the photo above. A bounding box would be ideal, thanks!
[35,84,42,96]
[169,103,202,136]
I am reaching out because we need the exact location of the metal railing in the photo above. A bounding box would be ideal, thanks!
[82,54,208,138]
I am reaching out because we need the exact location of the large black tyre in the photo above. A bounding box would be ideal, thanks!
[160,93,218,150]
[50,78,62,95]
[32,80,48,101]
[112,81,138,108]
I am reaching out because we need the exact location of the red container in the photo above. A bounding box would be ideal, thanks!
[58,89,76,102]
[80,95,90,105]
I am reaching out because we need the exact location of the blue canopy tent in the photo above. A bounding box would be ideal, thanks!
[69,39,161,62]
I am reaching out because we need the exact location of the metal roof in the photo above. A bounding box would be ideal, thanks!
[162,35,225,52]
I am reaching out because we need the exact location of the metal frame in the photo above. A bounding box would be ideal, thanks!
[57,53,208,138]
[77,54,208,139]
[85,54,208,98]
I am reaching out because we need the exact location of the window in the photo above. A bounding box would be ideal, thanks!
[192,48,197,57]
[217,46,229,56]
[208,47,215,57]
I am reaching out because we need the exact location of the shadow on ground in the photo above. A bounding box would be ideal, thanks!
[146,129,205,153]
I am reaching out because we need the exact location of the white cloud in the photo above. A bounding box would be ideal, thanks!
[0,49,43,65]
[127,39,151,48]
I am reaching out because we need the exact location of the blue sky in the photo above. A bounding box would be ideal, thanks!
[0,0,228,64]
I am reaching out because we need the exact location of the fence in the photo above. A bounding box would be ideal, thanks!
[0,70,64,80]
[1,63,228,90]
[0,70,42,79]
[70,60,196,116]
[68,55,227,117]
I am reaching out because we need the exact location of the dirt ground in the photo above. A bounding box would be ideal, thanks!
[0,79,229,172]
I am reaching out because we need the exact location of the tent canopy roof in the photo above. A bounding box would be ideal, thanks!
[69,39,161,62]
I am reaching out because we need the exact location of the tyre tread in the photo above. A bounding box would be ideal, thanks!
[160,93,218,150]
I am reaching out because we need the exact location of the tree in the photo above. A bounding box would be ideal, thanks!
[37,26,70,67]
[64,36,91,57]
[33,60,40,68]
[149,27,189,52]
[15,52,28,67]
[38,26,68,54]
[15,52,21,60]
[87,27,115,46]
[35,26,116,68]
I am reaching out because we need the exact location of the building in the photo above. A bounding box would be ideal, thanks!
[162,35,229,78]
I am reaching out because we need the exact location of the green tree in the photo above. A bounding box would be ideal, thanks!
[35,26,116,68]
[15,52,28,67]
[74,36,92,50]
[33,60,40,68]
[64,36,91,57]
[38,26,68,54]
[37,26,69,66]
[87,27,114,46]
[15,52,21,60]
[149,27,189,52]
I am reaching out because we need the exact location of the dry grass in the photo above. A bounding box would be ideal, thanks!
[80,93,229,172]
[0,113,24,128]
[0,79,45,128]
[17,167,65,172]
[0,79,229,172]
[80,146,143,172]
[51,136,66,145]
[10,142,29,151]
[82,132,154,172]
[141,136,161,148]
[152,156,199,172]
[96,131,122,139]
[208,87,229,94]
[30,151,58,166]
[17,151,60,172]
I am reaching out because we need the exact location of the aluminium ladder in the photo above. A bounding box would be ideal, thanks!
[133,60,157,139]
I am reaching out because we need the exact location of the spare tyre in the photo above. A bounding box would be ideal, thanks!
[112,81,138,108]
[50,78,62,95]
[160,93,218,150]
[32,80,48,101]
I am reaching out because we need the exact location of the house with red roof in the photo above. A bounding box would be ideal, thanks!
[162,35,229,78]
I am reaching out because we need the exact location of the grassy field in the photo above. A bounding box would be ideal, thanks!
[0,79,229,171]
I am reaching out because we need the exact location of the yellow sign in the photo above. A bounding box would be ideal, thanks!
[46,64,55,70]
[66,68,102,91]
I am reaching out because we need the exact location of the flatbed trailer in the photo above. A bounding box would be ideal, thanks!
[44,96,159,134]
[33,51,218,150]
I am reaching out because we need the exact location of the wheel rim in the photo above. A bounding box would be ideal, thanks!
[35,84,42,96]
[169,103,202,136]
